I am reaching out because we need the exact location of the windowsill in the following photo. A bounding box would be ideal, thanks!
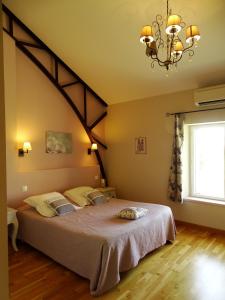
[184,196,225,207]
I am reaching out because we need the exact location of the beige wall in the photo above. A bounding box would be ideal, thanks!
[105,90,225,231]
[0,3,9,299]
[4,32,105,206]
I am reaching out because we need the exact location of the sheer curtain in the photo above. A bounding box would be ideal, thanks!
[168,114,184,203]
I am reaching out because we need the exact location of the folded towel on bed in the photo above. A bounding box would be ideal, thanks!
[118,207,149,220]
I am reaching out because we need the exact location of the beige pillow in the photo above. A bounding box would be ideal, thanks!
[64,186,94,207]
[23,192,66,217]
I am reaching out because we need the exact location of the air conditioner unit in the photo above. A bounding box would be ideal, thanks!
[194,84,225,107]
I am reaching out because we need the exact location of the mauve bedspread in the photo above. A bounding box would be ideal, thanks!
[17,199,176,296]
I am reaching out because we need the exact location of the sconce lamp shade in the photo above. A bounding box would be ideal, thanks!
[91,143,98,151]
[23,141,32,152]
[88,143,98,155]
[166,15,181,35]
[18,141,32,157]
[186,25,200,43]
[140,25,154,43]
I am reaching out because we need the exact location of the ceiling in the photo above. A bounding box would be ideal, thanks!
[3,0,225,104]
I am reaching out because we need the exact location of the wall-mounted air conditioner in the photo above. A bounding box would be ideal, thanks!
[194,84,225,107]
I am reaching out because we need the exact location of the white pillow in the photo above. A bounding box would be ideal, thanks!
[23,192,66,217]
[64,186,94,207]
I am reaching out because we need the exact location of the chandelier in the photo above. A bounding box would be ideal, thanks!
[139,0,200,70]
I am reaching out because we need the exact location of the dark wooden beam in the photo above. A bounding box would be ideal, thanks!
[3,27,16,41]
[16,42,86,131]
[89,112,107,130]
[92,137,107,149]
[55,58,58,83]
[84,86,87,125]
[61,81,79,88]
[2,4,108,108]
[9,15,13,36]
[17,41,44,49]
[95,150,107,183]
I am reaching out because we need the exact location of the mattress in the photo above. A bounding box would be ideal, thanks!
[17,198,176,296]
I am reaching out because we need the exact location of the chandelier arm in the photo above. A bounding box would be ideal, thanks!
[180,21,186,29]
[167,0,169,18]
[154,57,171,68]
[152,15,164,49]
[156,14,163,26]
[150,53,168,66]
[184,49,195,57]
[173,53,184,64]
[183,40,195,53]
[149,56,161,67]
[168,34,175,62]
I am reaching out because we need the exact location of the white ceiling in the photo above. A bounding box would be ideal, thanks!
[3,0,225,104]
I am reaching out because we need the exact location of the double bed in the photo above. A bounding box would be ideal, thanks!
[17,198,176,296]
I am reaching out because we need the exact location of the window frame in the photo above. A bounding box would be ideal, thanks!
[189,122,225,202]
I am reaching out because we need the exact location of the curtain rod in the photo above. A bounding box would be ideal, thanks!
[166,106,225,117]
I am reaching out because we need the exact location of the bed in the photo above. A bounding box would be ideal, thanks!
[17,198,176,296]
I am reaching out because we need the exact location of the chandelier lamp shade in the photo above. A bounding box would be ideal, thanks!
[139,0,201,70]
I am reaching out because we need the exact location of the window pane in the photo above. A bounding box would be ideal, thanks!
[192,125,224,199]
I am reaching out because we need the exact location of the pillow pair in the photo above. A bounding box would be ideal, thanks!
[24,186,108,217]
[24,192,75,217]
[64,186,107,206]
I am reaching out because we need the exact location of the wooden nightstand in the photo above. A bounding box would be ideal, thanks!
[97,187,117,199]
[7,207,19,251]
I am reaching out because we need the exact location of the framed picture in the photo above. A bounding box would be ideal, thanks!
[135,136,147,154]
[46,131,72,154]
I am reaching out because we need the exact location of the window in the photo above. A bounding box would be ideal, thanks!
[189,122,225,201]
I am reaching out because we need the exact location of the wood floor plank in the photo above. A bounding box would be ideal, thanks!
[9,223,225,300]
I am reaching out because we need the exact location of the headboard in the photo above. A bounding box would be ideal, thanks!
[7,166,100,208]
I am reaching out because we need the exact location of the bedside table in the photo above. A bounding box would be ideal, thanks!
[97,187,117,199]
[7,207,18,251]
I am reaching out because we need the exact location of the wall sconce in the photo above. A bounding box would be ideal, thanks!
[18,141,32,157]
[88,143,97,155]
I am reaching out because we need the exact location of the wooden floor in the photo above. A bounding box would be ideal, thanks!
[9,222,225,300]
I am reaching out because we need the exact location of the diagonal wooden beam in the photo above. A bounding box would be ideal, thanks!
[89,112,107,130]
[84,86,87,125]
[55,58,58,83]
[9,15,13,35]
[94,150,107,182]
[2,4,108,108]
[16,42,86,129]
[92,137,108,149]
[61,81,80,88]
[17,41,44,49]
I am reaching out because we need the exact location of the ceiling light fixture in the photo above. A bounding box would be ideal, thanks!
[139,0,200,71]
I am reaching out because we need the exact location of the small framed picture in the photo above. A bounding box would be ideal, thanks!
[135,137,147,154]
